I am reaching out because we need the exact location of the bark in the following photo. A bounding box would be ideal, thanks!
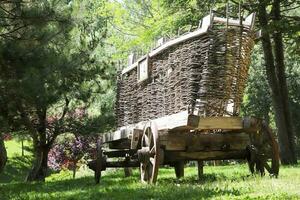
[257,1,296,164]
[21,139,24,156]
[72,162,77,179]
[26,144,50,182]
[0,135,7,173]
[272,0,297,163]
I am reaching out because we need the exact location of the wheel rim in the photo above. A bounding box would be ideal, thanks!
[140,121,160,184]
[247,122,280,177]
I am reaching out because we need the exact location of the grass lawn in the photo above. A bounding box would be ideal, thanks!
[1,140,300,200]
[5,140,32,158]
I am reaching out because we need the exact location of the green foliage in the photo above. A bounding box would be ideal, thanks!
[104,0,178,62]
[241,46,272,121]
[0,0,114,137]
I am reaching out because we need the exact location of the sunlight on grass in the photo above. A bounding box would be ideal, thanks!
[5,140,32,158]
[1,162,299,200]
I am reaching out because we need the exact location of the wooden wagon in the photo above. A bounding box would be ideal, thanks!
[88,11,279,184]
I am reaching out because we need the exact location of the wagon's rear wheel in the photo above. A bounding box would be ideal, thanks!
[138,121,160,184]
[247,122,280,177]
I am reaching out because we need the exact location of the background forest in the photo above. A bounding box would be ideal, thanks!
[0,0,299,199]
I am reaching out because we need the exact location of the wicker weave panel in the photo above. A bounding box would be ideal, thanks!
[116,23,255,127]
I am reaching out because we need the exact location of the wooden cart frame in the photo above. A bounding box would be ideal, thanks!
[88,112,279,184]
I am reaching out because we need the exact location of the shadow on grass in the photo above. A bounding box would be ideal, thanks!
[0,156,32,183]
[0,170,242,200]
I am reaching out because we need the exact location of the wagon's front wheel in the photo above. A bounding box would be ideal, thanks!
[138,121,160,184]
[247,121,280,177]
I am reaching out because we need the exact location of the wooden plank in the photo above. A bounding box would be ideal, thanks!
[165,150,247,162]
[187,115,243,130]
[153,111,189,130]
[104,111,190,143]
[103,126,135,143]
[160,131,250,151]
[104,149,136,158]
[108,139,131,149]
[105,114,247,144]
[130,129,143,149]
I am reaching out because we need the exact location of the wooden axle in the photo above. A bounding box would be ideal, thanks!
[104,150,137,158]
[88,159,140,171]
[106,160,140,168]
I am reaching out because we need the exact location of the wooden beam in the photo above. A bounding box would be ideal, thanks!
[104,149,137,158]
[165,150,247,162]
[106,160,140,168]
[160,131,250,151]
[187,115,244,130]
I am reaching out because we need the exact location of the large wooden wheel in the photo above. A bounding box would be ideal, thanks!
[247,121,280,177]
[138,121,160,184]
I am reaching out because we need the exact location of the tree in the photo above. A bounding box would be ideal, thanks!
[0,134,7,173]
[0,0,113,181]
[253,0,298,164]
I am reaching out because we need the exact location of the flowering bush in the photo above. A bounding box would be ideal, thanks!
[3,133,12,141]
[48,133,97,172]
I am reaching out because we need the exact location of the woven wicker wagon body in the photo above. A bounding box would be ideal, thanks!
[89,12,280,185]
[116,14,255,128]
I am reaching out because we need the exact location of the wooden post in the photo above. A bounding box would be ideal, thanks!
[124,167,132,177]
[124,156,132,177]
[174,161,184,179]
[197,160,204,179]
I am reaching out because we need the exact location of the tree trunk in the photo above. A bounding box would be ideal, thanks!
[72,161,77,179]
[26,145,50,182]
[257,1,296,164]
[0,135,7,173]
[272,0,297,164]
[21,139,24,156]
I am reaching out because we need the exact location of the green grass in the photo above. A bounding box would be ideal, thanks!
[5,140,32,158]
[1,162,300,200]
[1,140,299,200]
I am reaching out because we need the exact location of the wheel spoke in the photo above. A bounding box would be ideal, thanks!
[148,130,153,145]
[264,161,272,174]
[143,134,149,146]
[141,164,148,182]
[150,157,155,166]
[248,122,280,177]
[150,146,156,155]
[140,121,160,184]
